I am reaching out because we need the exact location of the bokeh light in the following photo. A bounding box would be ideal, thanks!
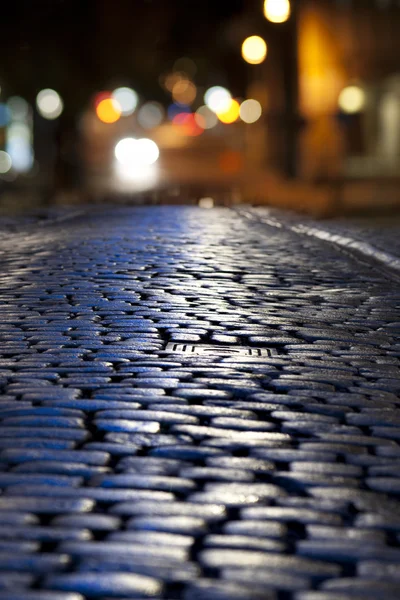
[241,36,268,65]
[195,105,218,129]
[0,151,12,174]
[240,99,262,123]
[204,86,232,114]
[6,122,34,173]
[164,72,185,93]
[96,98,121,123]
[173,57,197,78]
[338,85,366,114]
[198,197,214,209]
[36,89,63,120]
[138,102,164,129]
[112,87,138,116]
[172,79,197,105]
[115,137,159,167]
[217,99,240,124]
[7,97,29,121]
[173,113,204,136]
[264,0,291,23]
[0,103,11,127]
[168,103,191,121]
[94,91,112,107]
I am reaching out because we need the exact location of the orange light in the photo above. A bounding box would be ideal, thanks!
[96,98,121,124]
[172,79,197,105]
[217,99,240,124]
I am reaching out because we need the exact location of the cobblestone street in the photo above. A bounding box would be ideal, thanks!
[0,205,399,600]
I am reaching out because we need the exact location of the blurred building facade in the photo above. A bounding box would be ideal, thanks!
[296,0,400,181]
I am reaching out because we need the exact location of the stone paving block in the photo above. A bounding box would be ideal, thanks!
[46,573,163,598]
[52,514,121,531]
[0,542,39,553]
[242,507,343,526]
[0,594,84,600]
[199,549,341,578]
[126,516,207,536]
[0,497,95,514]
[116,456,187,474]
[0,573,35,591]
[222,568,310,591]
[297,540,400,562]
[0,449,110,466]
[178,466,254,482]
[4,485,175,503]
[111,500,226,522]
[0,553,70,573]
[58,541,189,562]
[321,577,400,597]
[0,428,89,441]
[203,534,285,552]
[107,531,194,548]
[182,579,275,600]
[357,560,400,579]
[294,594,380,600]
[95,474,196,492]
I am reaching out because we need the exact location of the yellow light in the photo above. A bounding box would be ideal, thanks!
[241,36,267,65]
[338,86,366,114]
[96,98,121,124]
[264,0,291,23]
[217,99,240,124]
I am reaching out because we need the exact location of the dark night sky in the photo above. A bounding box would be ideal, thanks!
[0,0,251,115]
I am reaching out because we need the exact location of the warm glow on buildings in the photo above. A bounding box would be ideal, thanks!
[298,5,346,117]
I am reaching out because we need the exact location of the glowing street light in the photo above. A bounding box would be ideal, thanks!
[96,98,121,124]
[0,151,12,174]
[115,137,159,167]
[111,87,138,116]
[264,0,291,23]
[240,99,262,124]
[36,89,63,120]
[338,86,366,114]
[204,86,232,113]
[217,99,240,124]
[241,36,268,65]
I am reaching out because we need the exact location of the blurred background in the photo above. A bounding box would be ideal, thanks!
[1,0,400,214]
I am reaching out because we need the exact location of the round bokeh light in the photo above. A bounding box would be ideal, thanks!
[36,89,63,120]
[112,87,138,116]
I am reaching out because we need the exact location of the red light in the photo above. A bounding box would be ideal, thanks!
[173,113,204,137]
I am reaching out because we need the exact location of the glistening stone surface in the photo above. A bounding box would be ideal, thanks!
[0,205,399,599]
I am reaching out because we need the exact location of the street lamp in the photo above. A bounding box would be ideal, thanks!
[264,0,291,23]
[338,86,366,114]
[241,36,268,65]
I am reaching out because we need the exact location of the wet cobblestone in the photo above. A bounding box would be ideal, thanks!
[0,206,399,599]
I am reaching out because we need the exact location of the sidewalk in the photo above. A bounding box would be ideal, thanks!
[0,206,399,600]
